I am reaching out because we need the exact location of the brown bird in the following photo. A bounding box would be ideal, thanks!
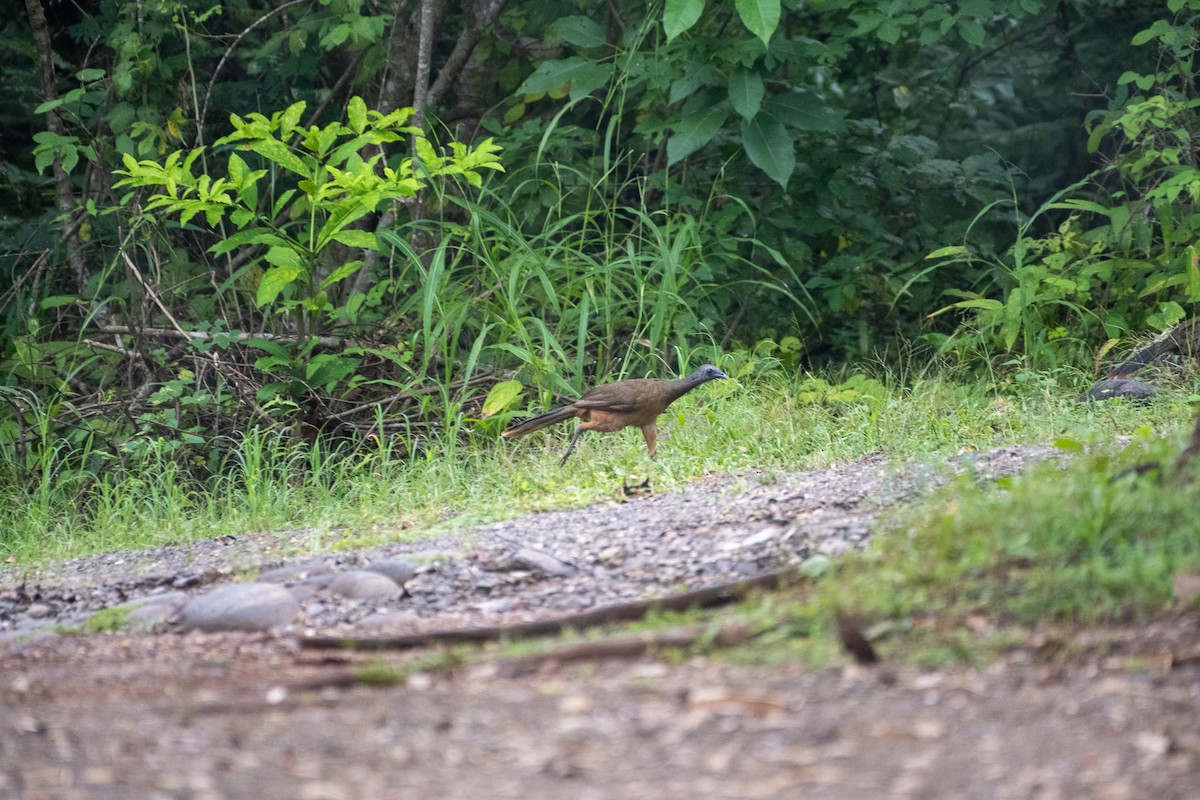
[502,364,728,465]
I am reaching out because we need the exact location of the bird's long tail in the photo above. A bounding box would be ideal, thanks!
[501,405,577,438]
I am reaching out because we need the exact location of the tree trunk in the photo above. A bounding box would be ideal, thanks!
[24,0,90,294]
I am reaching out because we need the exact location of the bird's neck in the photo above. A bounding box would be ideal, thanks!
[664,373,704,401]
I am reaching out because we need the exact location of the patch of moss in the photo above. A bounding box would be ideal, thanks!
[82,606,132,634]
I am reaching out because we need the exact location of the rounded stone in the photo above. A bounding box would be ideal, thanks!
[364,558,419,587]
[328,570,402,600]
[177,582,300,633]
[259,560,335,584]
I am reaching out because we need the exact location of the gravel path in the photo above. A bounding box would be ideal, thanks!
[4,444,1198,800]
[0,447,1049,641]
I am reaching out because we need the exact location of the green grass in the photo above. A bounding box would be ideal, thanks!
[0,368,1191,567]
[807,425,1200,664]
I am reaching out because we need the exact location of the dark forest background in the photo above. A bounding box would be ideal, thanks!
[1,0,1197,478]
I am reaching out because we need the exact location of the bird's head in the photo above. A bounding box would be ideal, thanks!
[692,364,728,383]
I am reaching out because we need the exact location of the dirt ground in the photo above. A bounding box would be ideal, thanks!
[2,452,1199,799]
[3,621,1199,800]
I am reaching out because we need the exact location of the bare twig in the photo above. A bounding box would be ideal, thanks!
[81,338,133,357]
[198,0,310,136]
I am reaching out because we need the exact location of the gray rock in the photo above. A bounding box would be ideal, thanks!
[177,582,300,632]
[492,548,576,578]
[259,560,334,583]
[354,610,420,629]
[122,598,186,631]
[25,603,52,619]
[124,590,189,608]
[477,598,517,614]
[364,558,419,587]
[288,575,334,603]
[328,570,402,600]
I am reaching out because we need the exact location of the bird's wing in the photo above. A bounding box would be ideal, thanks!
[573,397,641,413]
[573,379,657,414]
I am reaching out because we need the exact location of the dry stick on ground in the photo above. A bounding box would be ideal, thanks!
[301,569,797,651]
[265,623,757,699]
[491,622,755,677]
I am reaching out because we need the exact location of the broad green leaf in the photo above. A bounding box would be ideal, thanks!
[330,229,379,249]
[75,68,106,82]
[664,0,705,41]
[278,101,306,132]
[243,338,291,359]
[1187,246,1200,303]
[735,0,780,48]
[926,245,970,260]
[1002,290,1024,351]
[517,58,610,97]
[728,69,765,120]
[256,265,304,306]
[34,97,65,114]
[878,18,901,44]
[549,16,607,48]
[264,245,303,268]
[567,64,613,100]
[307,354,361,389]
[928,298,1002,319]
[245,138,309,177]
[764,91,844,131]
[227,152,247,186]
[667,89,728,166]
[347,96,367,134]
[1048,199,1112,216]
[957,18,985,46]
[320,260,363,289]
[742,113,794,188]
[482,380,524,417]
[669,62,719,104]
[39,295,80,310]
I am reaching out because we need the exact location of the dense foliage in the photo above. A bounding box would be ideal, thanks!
[1,0,1198,496]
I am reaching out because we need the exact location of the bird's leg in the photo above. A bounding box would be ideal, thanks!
[619,422,658,495]
[640,422,657,459]
[559,427,584,466]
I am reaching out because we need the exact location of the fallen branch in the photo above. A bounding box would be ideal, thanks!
[95,324,347,350]
[492,622,755,677]
[301,568,798,651]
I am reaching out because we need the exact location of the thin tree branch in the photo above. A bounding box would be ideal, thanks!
[426,0,510,110]
[198,0,310,136]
